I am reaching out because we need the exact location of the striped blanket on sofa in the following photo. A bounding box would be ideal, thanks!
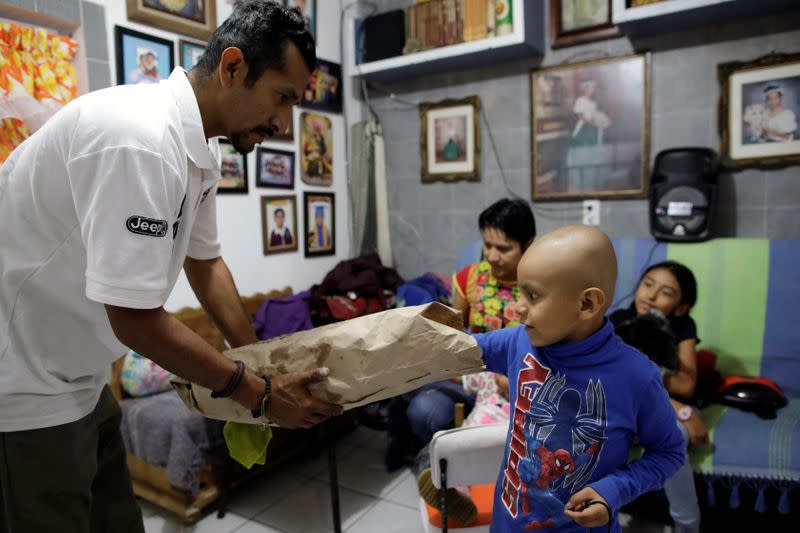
[612,238,799,513]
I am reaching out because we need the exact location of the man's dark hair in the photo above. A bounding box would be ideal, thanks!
[274,208,285,217]
[194,0,316,87]
[478,198,536,250]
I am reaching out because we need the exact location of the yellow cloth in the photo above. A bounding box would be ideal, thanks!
[223,422,273,469]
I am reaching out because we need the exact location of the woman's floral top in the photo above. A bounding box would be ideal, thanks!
[454,261,520,333]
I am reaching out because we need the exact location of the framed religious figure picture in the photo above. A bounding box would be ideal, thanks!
[256,147,295,189]
[550,0,619,49]
[217,139,248,194]
[286,0,316,39]
[179,39,206,70]
[302,59,342,113]
[531,54,651,201]
[303,192,335,257]
[115,26,174,86]
[127,0,217,41]
[419,96,481,183]
[300,112,333,186]
[261,195,298,255]
[718,52,800,169]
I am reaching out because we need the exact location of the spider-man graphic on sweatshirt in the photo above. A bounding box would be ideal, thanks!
[474,321,684,532]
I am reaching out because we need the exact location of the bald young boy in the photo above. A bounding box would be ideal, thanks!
[476,226,684,532]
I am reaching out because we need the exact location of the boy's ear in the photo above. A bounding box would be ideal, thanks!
[578,288,607,320]
[673,303,690,317]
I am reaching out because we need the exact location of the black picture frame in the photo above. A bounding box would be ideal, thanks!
[301,59,343,114]
[303,191,335,257]
[179,39,207,70]
[256,147,296,189]
[114,25,175,86]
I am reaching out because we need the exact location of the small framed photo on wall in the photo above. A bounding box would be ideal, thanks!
[300,112,333,186]
[127,0,217,41]
[261,195,298,255]
[550,0,619,49]
[302,59,342,114]
[115,26,174,86]
[179,40,206,70]
[718,52,800,169]
[419,96,481,183]
[256,147,295,189]
[217,139,248,194]
[303,192,335,257]
[531,54,651,201]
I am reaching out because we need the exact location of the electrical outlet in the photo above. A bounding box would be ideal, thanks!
[583,200,601,226]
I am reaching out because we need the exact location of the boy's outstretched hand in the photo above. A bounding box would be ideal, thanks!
[564,487,611,528]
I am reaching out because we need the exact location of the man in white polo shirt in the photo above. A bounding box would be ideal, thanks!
[0,2,342,531]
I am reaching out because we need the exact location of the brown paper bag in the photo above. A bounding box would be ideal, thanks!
[173,302,485,424]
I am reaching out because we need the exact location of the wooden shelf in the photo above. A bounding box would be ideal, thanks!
[347,0,544,82]
[612,0,799,37]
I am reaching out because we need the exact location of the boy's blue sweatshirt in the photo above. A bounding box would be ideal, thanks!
[476,320,684,532]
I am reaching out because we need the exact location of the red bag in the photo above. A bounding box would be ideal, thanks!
[320,295,384,322]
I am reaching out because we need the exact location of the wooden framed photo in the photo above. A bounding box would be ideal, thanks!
[115,26,174,86]
[300,112,333,186]
[718,52,800,169]
[302,59,342,114]
[217,139,248,194]
[126,0,217,41]
[286,0,316,39]
[419,96,481,183]
[179,39,206,70]
[303,192,335,257]
[531,54,650,201]
[256,147,295,189]
[550,0,619,49]
[261,195,298,255]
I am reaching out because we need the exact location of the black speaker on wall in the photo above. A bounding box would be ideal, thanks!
[649,148,718,242]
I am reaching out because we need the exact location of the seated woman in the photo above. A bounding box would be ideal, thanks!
[610,261,705,533]
[405,198,536,445]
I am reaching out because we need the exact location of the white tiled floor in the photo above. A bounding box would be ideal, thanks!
[139,426,670,533]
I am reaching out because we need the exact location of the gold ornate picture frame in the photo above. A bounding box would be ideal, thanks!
[419,96,481,183]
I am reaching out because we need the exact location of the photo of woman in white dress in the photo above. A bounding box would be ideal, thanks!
[742,82,798,143]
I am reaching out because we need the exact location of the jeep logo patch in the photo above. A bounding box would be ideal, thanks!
[127,216,168,238]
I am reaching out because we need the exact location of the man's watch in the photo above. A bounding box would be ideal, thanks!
[678,405,693,422]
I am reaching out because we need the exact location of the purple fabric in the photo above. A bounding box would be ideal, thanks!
[253,290,314,341]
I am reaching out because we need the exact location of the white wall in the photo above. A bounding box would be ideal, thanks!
[93,0,353,311]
